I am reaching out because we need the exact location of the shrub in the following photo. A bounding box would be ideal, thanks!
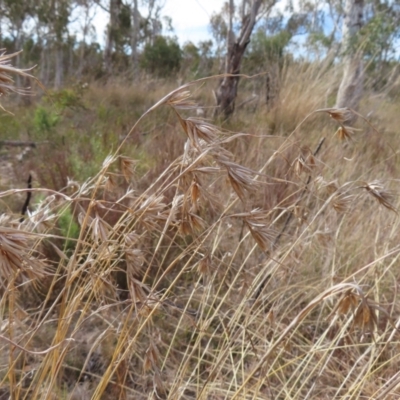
[140,36,182,77]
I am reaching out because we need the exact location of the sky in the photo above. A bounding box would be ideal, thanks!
[88,0,297,47]
[162,0,221,44]
[89,0,223,46]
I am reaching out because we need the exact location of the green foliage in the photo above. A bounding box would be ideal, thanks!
[33,106,59,134]
[0,113,23,141]
[22,37,41,65]
[181,42,200,77]
[307,32,334,53]
[58,206,80,252]
[109,3,132,52]
[180,40,214,78]
[33,87,86,139]
[48,88,86,110]
[140,36,182,77]
[245,29,292,72]
[361,12,399,61]
[209,12,228,51]
[118,3,132,30]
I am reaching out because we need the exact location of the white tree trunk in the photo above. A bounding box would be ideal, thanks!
[104,0,121,74]
[54,45,64,89]
[336,0,364,116]
[130,0,140,73]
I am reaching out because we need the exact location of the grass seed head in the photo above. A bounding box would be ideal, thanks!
[179,219,192,236]
[124,231,140,247]
[326,108,353,124]
[119,156,137,183]
[363,181,397,213]
[190,178,201,211]
[166,89,197,110]
[335,126,353,141]
[187,117,219,142]
[198,253,212,276]
[294,155,307,175]
[137,194,168,229]
[188,212,205,233]
[128,277,148,303]
[90,215,111,243]
[147,340,160,369]
[179,117,218,148]
[337,290,358,314]
[104,173,117,192]
[125,248,145,277]
[221,162,255,202]
[315,176,339,195]
[27,207,56,232]
[0,51,35,99]
[0,227,47,282]
[353,301,378,336]
[244,218,275,252]
[179,210,205,235]
[331,193,354,213]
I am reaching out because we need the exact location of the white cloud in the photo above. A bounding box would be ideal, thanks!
[162,0,223,44]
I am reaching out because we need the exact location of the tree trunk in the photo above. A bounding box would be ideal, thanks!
[130,0,140,73]
[14,21,23,103]
[77,2,92,79]
[104,0,121,74]
[214,0,264,119]
[54,45,64,89]
[336,0,364,119]
[40,40,49,85]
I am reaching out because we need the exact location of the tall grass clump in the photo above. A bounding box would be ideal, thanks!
[1,62,400,399]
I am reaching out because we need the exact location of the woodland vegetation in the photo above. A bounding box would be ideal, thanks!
[0,0,400,399]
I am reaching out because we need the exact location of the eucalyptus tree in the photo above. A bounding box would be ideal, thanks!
[0,0,35,87]
[0,0,33,49]
[335,0,364,114]
[130,0,139,71]
[52,0,72,88]
[213,0,278,118]
[298,0,400,113]
[73,0,98,78]
[361,0,400,89]
[102,0,123,73]
[100,0,166,74]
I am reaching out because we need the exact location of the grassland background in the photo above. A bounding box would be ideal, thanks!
[0,60,400,399]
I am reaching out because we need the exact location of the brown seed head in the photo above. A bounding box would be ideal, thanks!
[325,108,353,124]
[166,89,197,110]
[331,193,354,213]
[363,181,397,213]
[198,254,212,276]
[335,126,354,141]
[120,156,137,183]
[0,227,47,282]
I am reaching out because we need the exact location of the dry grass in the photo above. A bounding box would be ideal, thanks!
[1,59,400,399]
